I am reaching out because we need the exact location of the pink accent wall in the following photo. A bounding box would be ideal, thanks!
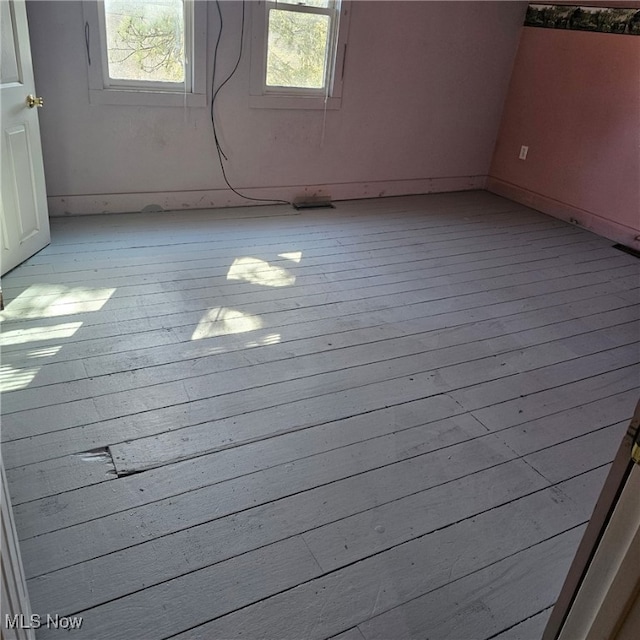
[488,27,640,248]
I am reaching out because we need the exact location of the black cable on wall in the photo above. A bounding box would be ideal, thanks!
[210,0,290,206]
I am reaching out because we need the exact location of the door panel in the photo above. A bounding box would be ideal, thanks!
[6,124,41,242]
[0,0,50,276]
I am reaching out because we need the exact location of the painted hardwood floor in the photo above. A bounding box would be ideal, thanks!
[1,191,638,639]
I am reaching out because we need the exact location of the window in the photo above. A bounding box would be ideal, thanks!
[83,0,206,107]
[250,0,350,109]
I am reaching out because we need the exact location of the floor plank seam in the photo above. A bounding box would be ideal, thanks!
[3,235,616,323]
[3,312,637,415]
[5,365,638,476]
[4,288,636,384]
[3,334,637,454]
[13,409,628,543]
[2,233,606,297]
[29,216,579,258]
[5,244,611,310]
[10,391,635,513]
[23,455,613,588]
[0,254,625,340]
[155,523,589,640]
[483,606,554,640]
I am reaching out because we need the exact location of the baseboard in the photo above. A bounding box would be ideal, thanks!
[47,175,487,216]
[487,177,640,252]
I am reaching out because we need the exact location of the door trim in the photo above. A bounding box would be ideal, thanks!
[544,400,640,639]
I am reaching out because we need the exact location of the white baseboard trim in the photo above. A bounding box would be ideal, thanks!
[47,176,487,216]
[487,177,640,251]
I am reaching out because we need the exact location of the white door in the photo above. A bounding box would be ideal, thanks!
[0,0,50,277]
[545,400,640,639]
[557,464,640,639]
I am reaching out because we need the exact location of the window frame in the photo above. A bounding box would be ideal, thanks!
[249,0,350,110]
[83,0,207,107]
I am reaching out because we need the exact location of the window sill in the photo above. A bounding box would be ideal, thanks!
[89,89,207,108]
[249,94,342,110]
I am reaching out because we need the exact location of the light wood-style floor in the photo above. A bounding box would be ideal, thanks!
[1,191,638,639]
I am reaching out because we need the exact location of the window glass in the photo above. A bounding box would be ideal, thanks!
[266,9,330,89]
[103,0,185,84]
[277,0,330,7]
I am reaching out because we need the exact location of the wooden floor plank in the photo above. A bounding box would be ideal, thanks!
[1,298,633,426]
[5,238,619,329]
[2,221,591,299]
[523,421,628,483]
[4,239,620,350]
[20,211,561,261]
[489,608,553,640]
[167,483,593,640]
[0,232,610,330]
[3,313,637,473]
[24,420,612,617]
[9,386,633,512]
[2,270,629,388]
[21,250,636,321]
[11,220,580,273]
[103,332,639,473]
[4,242,629,326]
[36,536,322,640]
[356,528,583,640]
[3,232,612,301]
[467,362,639,431]
[26,457,604,621]
[27,196,570,245]
[498,389,637,456]
[3,302,636,416]
[330,628,367,640]
[7,320,635,505]
[21,431,516,578]
[1,192,637,639]
[300,459,548,572]
[13,403,475,533]
[1,237,616,329]
[6,213,604,284]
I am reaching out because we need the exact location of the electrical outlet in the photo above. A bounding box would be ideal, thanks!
[519,145,529,160]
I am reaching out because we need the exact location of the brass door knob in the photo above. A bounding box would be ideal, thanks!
[26,95,44,108]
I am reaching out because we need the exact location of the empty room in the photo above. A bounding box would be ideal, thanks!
[1,0,639,638]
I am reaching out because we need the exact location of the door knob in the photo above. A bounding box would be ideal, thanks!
[26,95,44,108]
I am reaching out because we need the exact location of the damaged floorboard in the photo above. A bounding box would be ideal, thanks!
[1,191,638,639]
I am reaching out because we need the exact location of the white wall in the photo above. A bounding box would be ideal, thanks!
[26,0,527,215]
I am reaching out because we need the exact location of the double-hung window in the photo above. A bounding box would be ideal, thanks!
[83,0,206,107]
[250,0,350,109]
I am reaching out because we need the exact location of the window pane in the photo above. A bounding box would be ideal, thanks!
[275,1,330,7]
[104,0,185,84]
[266,10,330,89]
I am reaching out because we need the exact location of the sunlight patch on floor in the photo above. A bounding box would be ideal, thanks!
[26,345,63,359]
[0,364,41,392]
[226,257,296,287]
[191,307,263,340]
[278,251,303,263]
[0,322,83,346]
[0,320,82,391]
[0,284,116,319]
[244,332,281,348]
